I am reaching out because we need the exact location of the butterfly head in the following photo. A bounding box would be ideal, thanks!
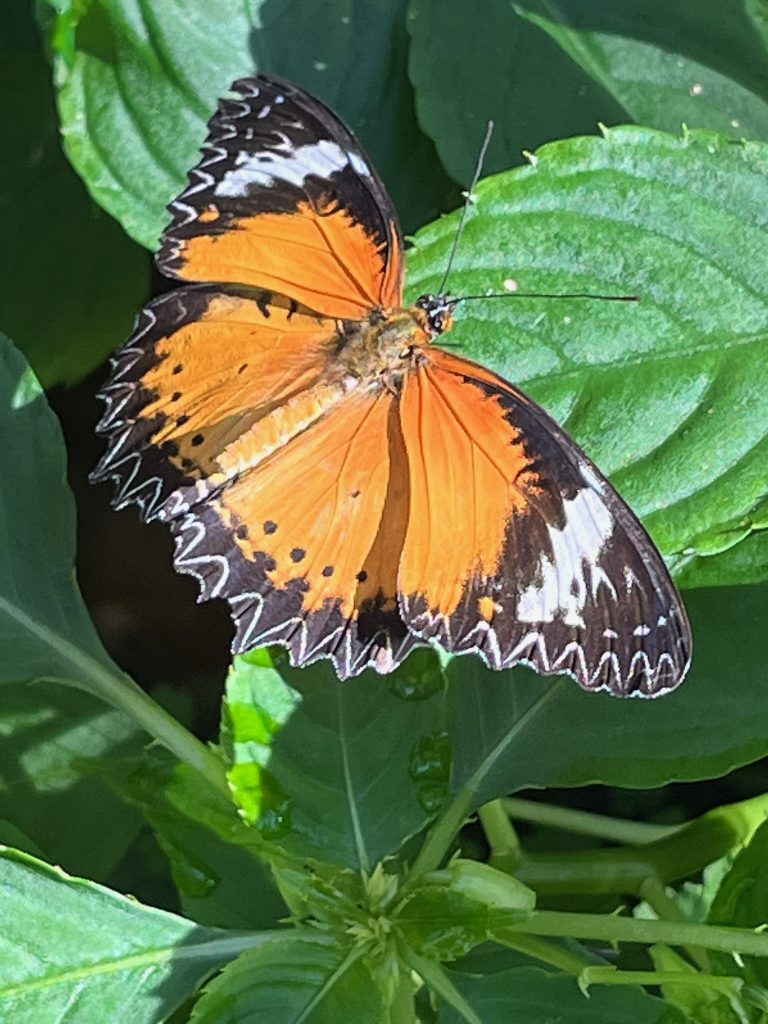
[413,293,456,337]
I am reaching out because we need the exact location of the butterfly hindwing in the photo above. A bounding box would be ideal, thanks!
[161,386,416,677]
[157,74,404,319]
[398,349,691,696]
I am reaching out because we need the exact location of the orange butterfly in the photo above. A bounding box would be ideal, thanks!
[92,74,691,696]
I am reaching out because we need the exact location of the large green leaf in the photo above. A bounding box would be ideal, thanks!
[515,1,768,146]
[189,935,386,1024]
[47,0,448,251]
[445,582,768,808]
[0,334,115,677]
[0,847,260,1023]
[98,750,288,931]
[437,963,683,1023]
[407,0,627,185]
[408,127,768,575]
[0,336,146,876]
[0,680,141,880]
[222,650,448,870]
[0,15,146,386]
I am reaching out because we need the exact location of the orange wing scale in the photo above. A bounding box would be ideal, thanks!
[164,387,415,674]
[396,349,690,695]
[158,76,403,320]
[175,203,402,320]
[398,350,541,620]
[91,286,338,520]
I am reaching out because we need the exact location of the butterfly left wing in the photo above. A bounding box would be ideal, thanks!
[91,284,340,521]
[397,348,691,696]
[157,74,404,319]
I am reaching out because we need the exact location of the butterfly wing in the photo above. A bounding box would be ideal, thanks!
[157,74,404,319]
[160,385,416,677]
[397,348,691,696]
[91,285,340,521]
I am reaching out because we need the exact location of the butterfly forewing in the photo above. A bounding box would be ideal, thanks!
[91,284,339,520]
[157,75,404,319]
[397,349,691,696]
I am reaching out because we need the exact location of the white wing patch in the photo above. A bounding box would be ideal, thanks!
[214,139,367,197]
[516,484,616,628]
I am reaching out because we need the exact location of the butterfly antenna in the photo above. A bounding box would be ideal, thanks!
[455,291,639,303]
[437,120,495,295]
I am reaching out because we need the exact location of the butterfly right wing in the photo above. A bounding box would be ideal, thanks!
[397,348,691,696]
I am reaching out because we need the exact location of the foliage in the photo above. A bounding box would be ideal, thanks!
[2,1,768,1021]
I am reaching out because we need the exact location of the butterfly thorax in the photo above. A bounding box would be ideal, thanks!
[334,296,454,391]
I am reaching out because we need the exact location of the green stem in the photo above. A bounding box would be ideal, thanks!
[579,965,742,995]
[408,683,565,882]
[478,799,522,871]
[503,797,679,845]
[496,933,591,975]
[502,910,768,958]
[8,598,231,796]
[401,945,482,1024]
[639,876,710,972]
[389,967,418,1024]
[515,792,768,897]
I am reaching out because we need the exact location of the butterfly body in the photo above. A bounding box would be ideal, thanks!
[93,73,691,696]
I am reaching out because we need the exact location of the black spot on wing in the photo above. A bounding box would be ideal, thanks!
[169,498,416,679]
[90,288,217,520]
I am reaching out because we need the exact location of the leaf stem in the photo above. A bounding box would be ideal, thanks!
[400,945,482,1024]
[514,792,768,896]
[579,965,743,996]
[478,799,522,871]
[496,933,592,975]
[1,592,232,796]
[639,876,710,971]
[502,797,679,844]
[501,910,768,958]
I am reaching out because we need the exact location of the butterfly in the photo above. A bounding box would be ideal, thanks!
[92,73,692,697]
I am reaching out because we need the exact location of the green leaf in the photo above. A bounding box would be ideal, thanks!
[407,0,626,185]
[649,945,744,1024]
[47,0,447,251]
[0,846,260,1023]
[189,936,387,1024]
[0,333,233,796]
[444,582,768,808]
[0,334,116,679]
[408,128,768,568]
[97,750,287,931]
[395,884,531,962]
[0,26,146,386]
[436,963,683,1023]
[708,818,768,987]
[0,335,146,876]
[679,530,768,589]
[221,649,448,870]
[0,680,142,880]
[515,0,768,145]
